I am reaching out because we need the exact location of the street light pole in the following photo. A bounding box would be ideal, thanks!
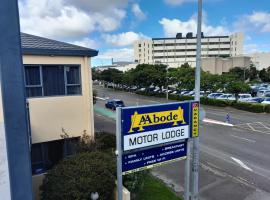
[191,0,202,200]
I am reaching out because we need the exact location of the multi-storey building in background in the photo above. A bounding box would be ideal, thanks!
[134,32,244,68]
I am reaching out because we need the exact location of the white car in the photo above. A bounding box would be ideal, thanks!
[207,93,224,99]
[261,98,270,104]
[257,90,270,97]
[217,94,234,100]
[228,94,252,101]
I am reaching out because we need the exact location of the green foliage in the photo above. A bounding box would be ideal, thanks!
[135,175,182,200]
[123,171,149,193]
[232,102,265,113]
[100,68,123,84]
[92,68,100,80]
[40,152,116,200]
[93,89,97,104]
[226,81,250,100]
[259,67,270,82]
[264,104,270,113]
[200,97,231,107]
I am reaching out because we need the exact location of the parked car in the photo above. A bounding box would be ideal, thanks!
[217,94,234,100]
[207,93,223,99]
[257,89,270,97]
[261,98,270,104]
[228,94,252,101]
[245,97,265,103]
[105,99,125,110]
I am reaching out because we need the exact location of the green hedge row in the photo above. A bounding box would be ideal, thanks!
[135,91,270,113]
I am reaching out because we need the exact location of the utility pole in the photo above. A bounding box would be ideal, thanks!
[191,0,202,200]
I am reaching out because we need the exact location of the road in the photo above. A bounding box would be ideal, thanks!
[94,85,270,200]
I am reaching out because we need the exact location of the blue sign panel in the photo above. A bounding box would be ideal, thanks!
[121,102,195,151]
[122,141,187,175]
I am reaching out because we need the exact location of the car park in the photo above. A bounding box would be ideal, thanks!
[207,93,224,99]
[228,94,252,101]
[105,99,125,110]
[217,94,234,100]
[257,89,270,97]
[261,97,270,104]
[245,97,265,103]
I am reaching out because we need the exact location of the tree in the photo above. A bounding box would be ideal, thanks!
[91,68,101,80]
[249,64,259,81]
[259,67,270,82]
[201,72,220,93]
[100,68,123,84]
[226,81,250,101]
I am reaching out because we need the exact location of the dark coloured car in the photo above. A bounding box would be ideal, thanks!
[105,99,125,110]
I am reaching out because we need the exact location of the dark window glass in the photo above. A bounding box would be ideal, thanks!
[42,65,65,96]
[66,66,80,84]
[67,85,81,95]
[25,66,41,85]
[26,87,42,97]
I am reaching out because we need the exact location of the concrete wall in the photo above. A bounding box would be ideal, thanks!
[249,52,270,70]
[201,56,251,74]
[23,55,94,144]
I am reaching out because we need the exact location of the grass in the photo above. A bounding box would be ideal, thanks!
[135,175,182,200]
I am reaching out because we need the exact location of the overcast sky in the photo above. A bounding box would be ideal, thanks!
[18,0,270,66]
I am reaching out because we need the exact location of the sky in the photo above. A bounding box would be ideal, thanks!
[18,0,270,66]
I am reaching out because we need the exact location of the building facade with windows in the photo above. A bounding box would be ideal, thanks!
[134,32,244,68]
[20,33,98,198]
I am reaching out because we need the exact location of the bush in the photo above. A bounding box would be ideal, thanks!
[263,104,270,113]
[200,97,231,107]
[232,102,265,113]
[40,152,116,200]
[95,132,116,151]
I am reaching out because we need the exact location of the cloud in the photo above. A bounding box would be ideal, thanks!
[244,43,270,54]
[234,11,270,33]
[164,0,196,6]
[72,37,99,49]
[131,3,146,20]
[19,0,127,40]
[102,31,148,46]
[97,48,134,61]
[159,14,230,37]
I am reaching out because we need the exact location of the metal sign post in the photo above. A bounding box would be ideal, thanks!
[116,108,123,200]
[191,0,202,199]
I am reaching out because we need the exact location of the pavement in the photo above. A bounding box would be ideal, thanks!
[93,85,270,200]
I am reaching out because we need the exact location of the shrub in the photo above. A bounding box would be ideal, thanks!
[95,132,116,151]
[263,104,270,113]
[200,97,231,107]
[40,152,116,200]
[232,102,265,113]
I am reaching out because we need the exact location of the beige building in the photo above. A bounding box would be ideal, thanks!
[134,32,244,68]
[95,61,137,72]
[20,33,98,198]
[249,52,270,70]
[201,56,251,74]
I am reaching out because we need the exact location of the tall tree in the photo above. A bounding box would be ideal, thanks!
[226,81,250,101]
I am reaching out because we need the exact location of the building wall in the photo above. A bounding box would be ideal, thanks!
[201,56,251,75]
[249,52,270,70]
[134,33,244,68]
[23,55,94,144]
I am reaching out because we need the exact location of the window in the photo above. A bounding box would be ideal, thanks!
[24,65,81,97]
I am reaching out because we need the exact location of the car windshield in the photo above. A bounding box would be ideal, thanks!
[115,101,124,105]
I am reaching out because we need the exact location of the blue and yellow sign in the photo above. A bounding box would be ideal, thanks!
[121,102,198,151]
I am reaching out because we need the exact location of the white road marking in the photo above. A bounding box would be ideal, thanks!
[231,157,253,172]
[203,118,234,126]
[230,134,256,143]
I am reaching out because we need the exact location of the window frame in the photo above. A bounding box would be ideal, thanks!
[24,64,82,98]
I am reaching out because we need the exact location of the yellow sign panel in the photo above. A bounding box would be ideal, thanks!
[192,103,199,137]
[128,107,186,133]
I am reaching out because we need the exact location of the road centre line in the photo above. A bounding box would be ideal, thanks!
[230,134,256,143]
[231,157,253,172]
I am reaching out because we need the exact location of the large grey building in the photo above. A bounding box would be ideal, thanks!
[134,32,244,68]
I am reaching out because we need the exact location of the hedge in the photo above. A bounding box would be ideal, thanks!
[134,90,270,113]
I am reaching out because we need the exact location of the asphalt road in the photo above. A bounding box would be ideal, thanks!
[94,85,270,200]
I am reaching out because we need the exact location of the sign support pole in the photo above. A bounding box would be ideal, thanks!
[0,0,33,199]
[184,139,191,200]
[116,108,123,200]
[191,0,202,199]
